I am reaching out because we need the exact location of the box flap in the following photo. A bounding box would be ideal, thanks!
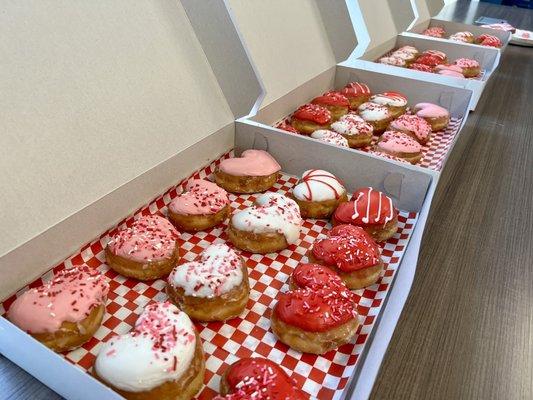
[411,0,434,29]
[225,0,357,108]
[0,1,252,289]
[356,0,415,57]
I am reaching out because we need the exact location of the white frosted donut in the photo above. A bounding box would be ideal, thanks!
[311,129,349,147]
[370,92,408,108]
[358,102,392,122]
[293,170,346,202]
[331,114,373,136]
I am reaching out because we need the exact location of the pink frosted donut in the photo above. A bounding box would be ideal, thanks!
[389,114,432,144]
[454,58,481,78]
[413,102,450,132]
[423,26,446,38]
[375,131,422,164]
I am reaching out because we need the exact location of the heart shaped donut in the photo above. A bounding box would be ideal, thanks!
[308,225,384,289]
[289,263,350,294]
[216,358,308,399]
[214,150,281,194]
[94,302,205,400]
[375,130,423,164]
[167,243,250,322]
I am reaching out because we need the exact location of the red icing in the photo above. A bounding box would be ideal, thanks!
[422,50,447,60]
[291,263,345,290]
[292,104,331,125]
[312,225,381,272]
[275,287,357,332]
[409,63,433,72]
[333,187,398,227]
[276,120,298,133]
[477,34,502,47]
[340,82,371,98]
[216,358,308,400]
[312,91,350,108]
[416,54,445,67]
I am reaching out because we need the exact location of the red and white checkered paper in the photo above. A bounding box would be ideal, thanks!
[0,152,418,400]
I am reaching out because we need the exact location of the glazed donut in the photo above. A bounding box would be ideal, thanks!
[422,26,446,38]
[434,64,465,78]
[8,266,108,353]
[330,113,373,148]
[476,34,502,48]
[369,92,408,119]
[168,179,229,232]
[291,103,332,135]
[310,129,349,147]
[276,120,299,134]
[167,243,249,322]
[449,31,474,43]
[413,102,451,131]
[271,287,359,354]
[388,114,432,144]
[409,63,433,73]
[94,302,204,400]
[332,187,398,242]
[311,91,350,120]
[292,169,348,219]
[375,131,423,164]
[106,215,180,281]
[289,263,347,292]
[340,82,372,110]
[357,102,393,134]
[454,58,481,78]
[378,56,407,67]
[308,224,383,289]
[216,358,308,399]
[228,193,302,254]
[214,149,281,194]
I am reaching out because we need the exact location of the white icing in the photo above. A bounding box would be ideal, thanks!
[95,303,196,392]
[392,50,416,61]
[358,102,391,121]
[331,114,373,136]
[378,56,406,66]
[169,243,243,298]
[293,170,346,202]
[311,129,349,147]
[370,93,407,107]
[231,193,302,244]
[398,45,418,54]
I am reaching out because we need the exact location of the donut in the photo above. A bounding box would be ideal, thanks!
[311,91,350,120]
[422,26,446,38]
[291,103,332,135]
[214,149,281,194]
[7,266,108,353]
[369,92,408,119]
[454,58,481,78]
[413,102,450,131]
[375,131,423,164]
[449,31,474,43]
[167,243,249,322]
[271,286,359,354]
[308,224,384,289]
[310,129,349,147]
[409,63,433,73]
[105,215,180,280]
[340,82,372,110]
[391,49,417,64]
[216,358,308,399]
[434,64,465,78]
[276,120,299,134]
[94,302,204,400]
[476,34,502,48]
[415,54,445,67]
[357,102,393,134]
[397,45,419,57]
[330,113,373,148]
[228,193,302,254]
[378,56,406,67]
[388,114,432,144]
[292,169,348,219]
[168,179,229,232]
[367,150,409,163]
[332,187,398,242]
[289,263,347,292]
[423,50,447,60]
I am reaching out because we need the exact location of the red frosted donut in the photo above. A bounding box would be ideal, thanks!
[276,120,299,133]
[476,34,502,47]
[332,187,398,242]
[290,263,347,292]
[312,91,350,120]
[341,82,372,110]
[416,54,445,67]
[217,358,308,400]
[291,103,332,135]
[309,225,383,289]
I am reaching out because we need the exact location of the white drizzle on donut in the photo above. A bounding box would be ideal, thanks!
[370,92,407,107]
[352,187,394,224]
[293,170,346,202]
[168,243,243,298]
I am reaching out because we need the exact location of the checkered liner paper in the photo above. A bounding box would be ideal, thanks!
[0,152,418,400]
[278,116,463,171]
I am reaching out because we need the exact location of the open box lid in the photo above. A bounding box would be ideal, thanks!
[411,0,441,30]
[0,1,262,298]
[225,0,357,109]
[355,0,415,59]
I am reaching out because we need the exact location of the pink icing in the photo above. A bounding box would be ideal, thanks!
[8,266,108,334]
[108,215,179,262]
[377,131,421,154]
[389,114,431,142]
[169,179,228,215]
[434,64,463,74]
[367,150,408,163]
[454,58,480,69]
[437,70,465,78]
[413,102,450,119]
[218,150,281,177]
